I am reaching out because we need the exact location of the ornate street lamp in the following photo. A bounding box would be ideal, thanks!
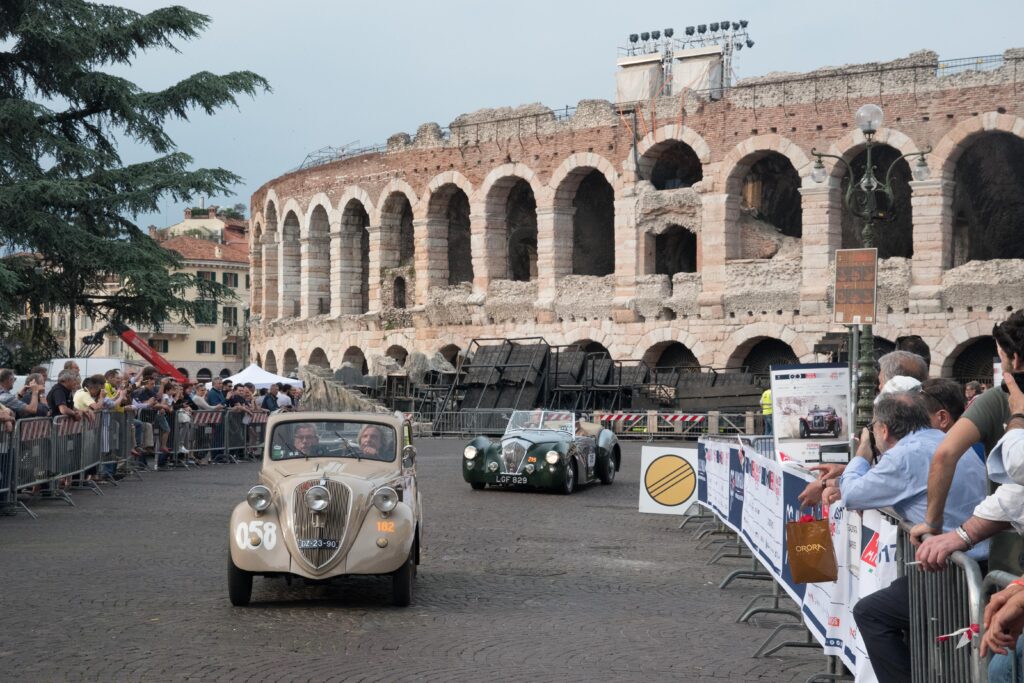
[810,104,932,428]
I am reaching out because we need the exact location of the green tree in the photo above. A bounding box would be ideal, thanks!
[0,1,270,355]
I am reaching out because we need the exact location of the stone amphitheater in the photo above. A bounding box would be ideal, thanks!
[249,47,1024,384]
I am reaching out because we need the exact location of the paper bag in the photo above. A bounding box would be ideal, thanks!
[786,515,838,583]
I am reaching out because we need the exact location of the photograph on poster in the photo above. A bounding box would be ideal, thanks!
[771,364,850,462]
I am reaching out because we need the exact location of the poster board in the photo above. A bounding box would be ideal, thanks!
[770,363,851,463]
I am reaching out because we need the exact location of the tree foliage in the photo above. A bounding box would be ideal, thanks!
[0,1,269,354]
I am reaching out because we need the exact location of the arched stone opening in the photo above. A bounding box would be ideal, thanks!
[741,152,802,239]
[264,350,277,374]
[255,353,262,368]
[570,340,611,357]
[654,225,698,275]
[305,205,331,316]
[338,199,370,314]
[569,169,615,276]
[381,192,415,307]
[219,368,232,379]
[251,223,263,316]
[644,140,703,190]
[952,132,1024,264]
[386,345,408,367]
[176,367,190,378]
[393,277,407,309]
[309,347,330,369]
[342,346,368,374]
[426,184,473,286]
[643,341,699,369]
[197,368,212,381]
[439,343,462,365]
[283,348,298,375]
[506,180,538,282]
[279,211,301,317]
[950,337,996,385]
[262,202,279,319]
[840,144,913,258]
[731,337,799,374]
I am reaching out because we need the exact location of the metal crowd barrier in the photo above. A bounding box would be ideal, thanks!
[983,571,1019,683]
[432,409,513,436]
[895,519,986,683]
[0,426,14,512]
[176,409,225,462]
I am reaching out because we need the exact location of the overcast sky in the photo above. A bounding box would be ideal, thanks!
[108,0,1024,227]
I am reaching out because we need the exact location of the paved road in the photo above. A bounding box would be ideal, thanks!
[0,439,825,682]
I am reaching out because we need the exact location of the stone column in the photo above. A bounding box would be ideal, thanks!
[534,205,574,320]
[413,216,448,305]
[696,193,738,317]
[277,237,301,319]
[332,220,364,316]
[249,247,262,317]
[612,193,640,321]
[908,178,955,313]
[470,207,505,293]
[799,184,842,315]
[367,224,383,312]
[300,235,331,318]
[261,235,278,320]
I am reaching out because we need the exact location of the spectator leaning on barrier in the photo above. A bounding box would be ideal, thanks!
[18,373,50,417]
[276,384,293,410]
[47,370,82,420]
[828,391,989,683]
[911,310,1024,548]
[0,368,44,418]
[261,382,280,412]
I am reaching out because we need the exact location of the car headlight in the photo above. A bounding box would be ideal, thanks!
[304,485,330,512]
[372,486,399,513]
[246,485,272,512]
[545,450,560,465]
[464,446,478,460]
[487,462,499,472]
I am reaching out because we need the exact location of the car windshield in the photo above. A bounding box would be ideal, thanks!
[504,410,576,435]
[269,420,396,462]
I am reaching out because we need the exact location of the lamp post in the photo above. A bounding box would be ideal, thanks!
[810,104,932,429]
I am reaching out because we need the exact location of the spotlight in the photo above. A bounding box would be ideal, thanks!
[697,24,707,34]
[731,22,740,30]
[651,30,661,39]
[746,39,754,48]
[735,42,743,50]
[664,27,674,38]
[641,31,650,41]
[709,22,719,32]
[721,20,729,29]
[740,19,748,28]
[629,33,639,43]
[685,26,695,36]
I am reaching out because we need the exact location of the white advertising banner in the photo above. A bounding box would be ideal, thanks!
[638,445,699,515]
[770,363,851,463]
[740,452,784,575]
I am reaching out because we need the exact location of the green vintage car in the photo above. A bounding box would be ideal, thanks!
[462,410,620,494]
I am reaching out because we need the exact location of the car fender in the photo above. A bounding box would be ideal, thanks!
[229,501,291,573]
[597,429,620,468]
[345,501,416,574]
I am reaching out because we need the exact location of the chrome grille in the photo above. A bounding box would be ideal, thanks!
[812,416,825,429]
[501,440,527,473]
[292,478,351,569]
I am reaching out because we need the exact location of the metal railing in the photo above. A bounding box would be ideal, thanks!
[937,54,1004,76]
[0,427,14,512]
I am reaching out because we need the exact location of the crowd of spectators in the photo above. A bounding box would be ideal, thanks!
[0,361,302,476]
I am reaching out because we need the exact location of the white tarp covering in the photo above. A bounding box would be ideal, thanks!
[220,363,304,390]
[671,45,723,96]
[615,55,664,103]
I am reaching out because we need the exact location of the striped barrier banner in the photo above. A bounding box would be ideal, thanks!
[662,414,706,423]
[57,418,84,436]
[192,411,224,425]
[19,419,51,442]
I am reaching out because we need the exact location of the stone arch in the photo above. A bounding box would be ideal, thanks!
[635,328,709,367]
[264,350,278,374]
[724,323,810,368]
[308,347,330,369]
[945,337,997,384]
[278,207,302,317]
[379,188,416,305]
[386,344,408,367]
[251,221,263,316]
[482,166,541,282]
[930,112,1024,181]
[720,134,812,196]
[553,164,616,277]
[262,189,280,228]
[176,367,190,379]
[642,340,700,369]
[952,131,1024,262]
[651,224,698,275]
[438,343,462,365]
[335,186,375,219]
[373,179,419,225]
[424,171,474,207]
[934,318,999,379]
[262,200,279,319]
[728,337,800,375]
[425,179,474,285]
[219,368,232,379]
[825,128,923,180]
[303,203,332,316]
[196,368,212,381]
[338,196,371,315]
[393,276,407,309]
[302,193,337,239]
[631,124,712,177]
[342,346,368,374]
[282,348,298,375]
[569,339,611,357]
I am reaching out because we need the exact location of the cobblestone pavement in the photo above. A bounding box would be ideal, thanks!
[0,439,827,682]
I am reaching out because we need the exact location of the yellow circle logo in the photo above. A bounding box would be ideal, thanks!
[644,455,696,506]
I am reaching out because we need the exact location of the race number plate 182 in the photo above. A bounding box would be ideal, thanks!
[496,474,527,485]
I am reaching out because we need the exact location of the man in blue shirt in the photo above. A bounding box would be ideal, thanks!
[826,391,988,683]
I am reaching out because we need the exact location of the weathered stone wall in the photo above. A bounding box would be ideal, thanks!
[249,48,1024,378]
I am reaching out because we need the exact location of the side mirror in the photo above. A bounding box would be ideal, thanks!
[402,444,416,468]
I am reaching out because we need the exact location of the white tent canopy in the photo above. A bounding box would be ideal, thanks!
[218,364,304,390]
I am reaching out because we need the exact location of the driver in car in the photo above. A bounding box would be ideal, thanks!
[293,423,319,456]
[358,424,385,458]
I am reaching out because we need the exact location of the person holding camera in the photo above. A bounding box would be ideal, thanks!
[0,368,45,418]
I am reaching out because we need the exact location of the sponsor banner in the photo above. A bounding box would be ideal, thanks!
[770,363,851,463]
[697,437,898,680]
[638,445,699,515]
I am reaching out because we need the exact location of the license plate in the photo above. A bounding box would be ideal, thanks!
[298,538,339,549]
[496,474,527,485]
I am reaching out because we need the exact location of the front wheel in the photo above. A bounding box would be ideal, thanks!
[598,452,616,485]
[799,421,808,439]
[228,556,253,607]
[833,419,843,438]
[392,549,415,607]
[561,457,577,495]
[469,481,486,491]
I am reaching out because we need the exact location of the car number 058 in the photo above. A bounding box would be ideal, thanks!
[235,520,277,550]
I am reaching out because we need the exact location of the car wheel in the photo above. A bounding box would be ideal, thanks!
[470,482,486,490]
[228,555,253,607]
[561,457,577,495]
[598,452,616,485]
[392,548,415,607]
[799,422,808,439]
[833,419,843,438]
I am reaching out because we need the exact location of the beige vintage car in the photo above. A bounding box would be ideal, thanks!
[228,411,421,606]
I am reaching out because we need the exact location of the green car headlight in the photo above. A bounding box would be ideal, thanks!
[545,451,560,465]
[464,446,478,460]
